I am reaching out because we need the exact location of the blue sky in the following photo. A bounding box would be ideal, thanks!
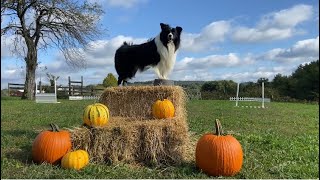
[1,0,319,88]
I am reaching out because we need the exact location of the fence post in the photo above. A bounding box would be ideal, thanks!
[262,82,265,108]
[91,86,94,96]
[236,83,239,107]
[35,81,38,95]
[80,76,83,96]
[68,76,71,95]
[54,80,57,101]
[39,80,42,93]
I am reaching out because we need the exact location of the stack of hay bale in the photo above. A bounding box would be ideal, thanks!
[71,85,189,166]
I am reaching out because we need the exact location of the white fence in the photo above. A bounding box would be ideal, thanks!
[69,95,100,100]
[229,97,271,102]
[35,80,59,103]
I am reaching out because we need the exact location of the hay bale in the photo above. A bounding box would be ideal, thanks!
[70,86,190,166]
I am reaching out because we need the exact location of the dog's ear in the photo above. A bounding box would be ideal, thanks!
[160,23,169,30]
[176,26,183,34]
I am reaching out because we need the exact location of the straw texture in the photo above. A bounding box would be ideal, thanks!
[70,85,189,166]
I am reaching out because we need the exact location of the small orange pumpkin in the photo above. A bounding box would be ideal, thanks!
[32,123,72,164]
[196,119,243,177]
[152,99,175,119]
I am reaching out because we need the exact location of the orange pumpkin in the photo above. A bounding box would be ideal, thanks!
[152,99,175,119]
[196,119,243,177]
[32,123,72,164]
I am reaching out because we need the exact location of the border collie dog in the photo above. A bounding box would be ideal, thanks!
[114,23,183,85]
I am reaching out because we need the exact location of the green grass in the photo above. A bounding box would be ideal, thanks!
[1,98,319,179]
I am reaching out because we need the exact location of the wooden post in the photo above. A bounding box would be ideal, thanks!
[8,83,10,96]
[68,76,71,95]
[39,80,42,93]
[81,76,83,96]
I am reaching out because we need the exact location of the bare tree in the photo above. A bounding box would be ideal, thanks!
[46,72,59,86]
[1,0,104,100]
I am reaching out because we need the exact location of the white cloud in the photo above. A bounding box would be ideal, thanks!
[220,71,277,83]
[170,64,291,83]
[261,36,319,63]
[1,68,22,79]
[83,35,147,68]
[232,27,296,42]
[175,53,246,71]
[171,69,214,81]
[258,4,313,28]
[181,21,230,52]
[1,37,12,59]
[1,64,26,89]
[1,35,25,59]
[101,0,148,9]
[232,4,313,42]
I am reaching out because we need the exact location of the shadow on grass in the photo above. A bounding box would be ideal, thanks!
[2,129,37,164]
[2,129,38,138]
[152,161,209,178]
[1,96,20,100]
[3,144,34,164]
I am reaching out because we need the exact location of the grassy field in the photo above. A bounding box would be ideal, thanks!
[1,96,319,179]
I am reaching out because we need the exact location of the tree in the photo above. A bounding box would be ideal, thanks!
[201,81,218,92]
[272,74,290,97]
[46,72,59,86]
[103,73,117,87]
[291,60,319,101]
[257,78,269,86]
[1,0,104,100]
[271,60,319,101]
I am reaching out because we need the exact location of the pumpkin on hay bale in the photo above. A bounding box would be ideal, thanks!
[69,85,189,166]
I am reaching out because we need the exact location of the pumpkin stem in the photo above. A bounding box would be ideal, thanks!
[214,119,224,136]
[49,123,60,132]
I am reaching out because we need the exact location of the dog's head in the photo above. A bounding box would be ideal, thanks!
[159,23,183,47]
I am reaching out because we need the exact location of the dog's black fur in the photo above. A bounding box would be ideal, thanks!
[114,23,183,85]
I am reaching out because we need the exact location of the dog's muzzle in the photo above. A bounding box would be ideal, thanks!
[168,33,173,41]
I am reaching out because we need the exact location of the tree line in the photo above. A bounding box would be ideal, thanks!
[197,60,319,102]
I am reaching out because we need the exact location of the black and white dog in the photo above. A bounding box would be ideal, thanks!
[114,23,183,85]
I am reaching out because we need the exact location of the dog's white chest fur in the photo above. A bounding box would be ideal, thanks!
[154,35,176,79]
